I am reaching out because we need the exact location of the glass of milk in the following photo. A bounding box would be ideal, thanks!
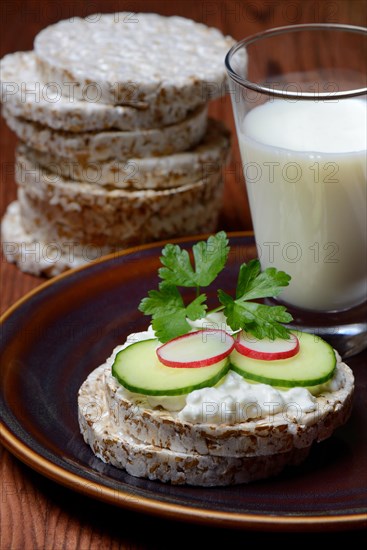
[225,24,367,357]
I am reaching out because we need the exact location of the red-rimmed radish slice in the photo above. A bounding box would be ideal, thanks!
[235,331,299,360]
[157,329,235,368]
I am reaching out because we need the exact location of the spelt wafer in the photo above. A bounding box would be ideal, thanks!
[3,104,207,161]
[22,119,230,189]
[0,51,202,131]
[35,13,235,109]
[15,148,224,250]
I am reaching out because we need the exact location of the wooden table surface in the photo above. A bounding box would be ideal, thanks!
[1,1,366,547]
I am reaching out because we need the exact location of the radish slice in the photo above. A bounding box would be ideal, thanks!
[235,331,300,360]
[157,329,235,368]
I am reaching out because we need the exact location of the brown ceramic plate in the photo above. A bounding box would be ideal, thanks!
[0,233,366,531]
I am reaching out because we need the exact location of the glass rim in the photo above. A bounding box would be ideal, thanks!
[225,23,367,100]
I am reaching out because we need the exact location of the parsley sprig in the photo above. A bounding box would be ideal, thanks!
[139,232,293,343]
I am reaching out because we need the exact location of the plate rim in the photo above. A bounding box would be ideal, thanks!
[1,231,366,531]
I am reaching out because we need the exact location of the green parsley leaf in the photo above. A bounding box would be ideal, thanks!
[139,284,207,343]
[158,231,229,288]
[151,310,191,343]
[218,259,293,339]
[235,259,261,299]
[158,245,195,286]
[139,233,293,343]
[186,294,207,320]
[138,284,183,317]
[218,290,292,340]
[236,259,291,301]
[192,231,230,287]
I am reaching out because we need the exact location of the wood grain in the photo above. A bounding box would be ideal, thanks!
[1,1,366,547]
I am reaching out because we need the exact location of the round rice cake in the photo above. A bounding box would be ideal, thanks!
[2,104,207,161]
[21,119,230,190]
[34,13,235,109]
[15,148,224,251]
[0,51,203,131]
[103,359,354,458]
[78,364,311,486]
[1,201,88,277]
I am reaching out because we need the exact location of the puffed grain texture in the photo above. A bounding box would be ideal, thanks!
[78,365,311,486]
[0,51,204,131]
[35,13,235,108]
[1,201,88,276]
[22,119,230,189]
[15,149,224,250]
[3,104,208,161]
[104,361,354,457]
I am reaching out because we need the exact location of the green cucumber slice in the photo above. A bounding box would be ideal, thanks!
[229,332,336,387]
[112,339,230,396]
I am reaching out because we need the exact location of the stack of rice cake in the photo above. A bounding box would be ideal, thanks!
[0,13,234,276]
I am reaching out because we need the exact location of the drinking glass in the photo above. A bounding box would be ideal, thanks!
[225,24,367,357]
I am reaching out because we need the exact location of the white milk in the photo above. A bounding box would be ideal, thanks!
[239,99,367,311]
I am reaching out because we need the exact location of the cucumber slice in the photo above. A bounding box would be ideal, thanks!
[112,339,230,395]
[229,332,336,387]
